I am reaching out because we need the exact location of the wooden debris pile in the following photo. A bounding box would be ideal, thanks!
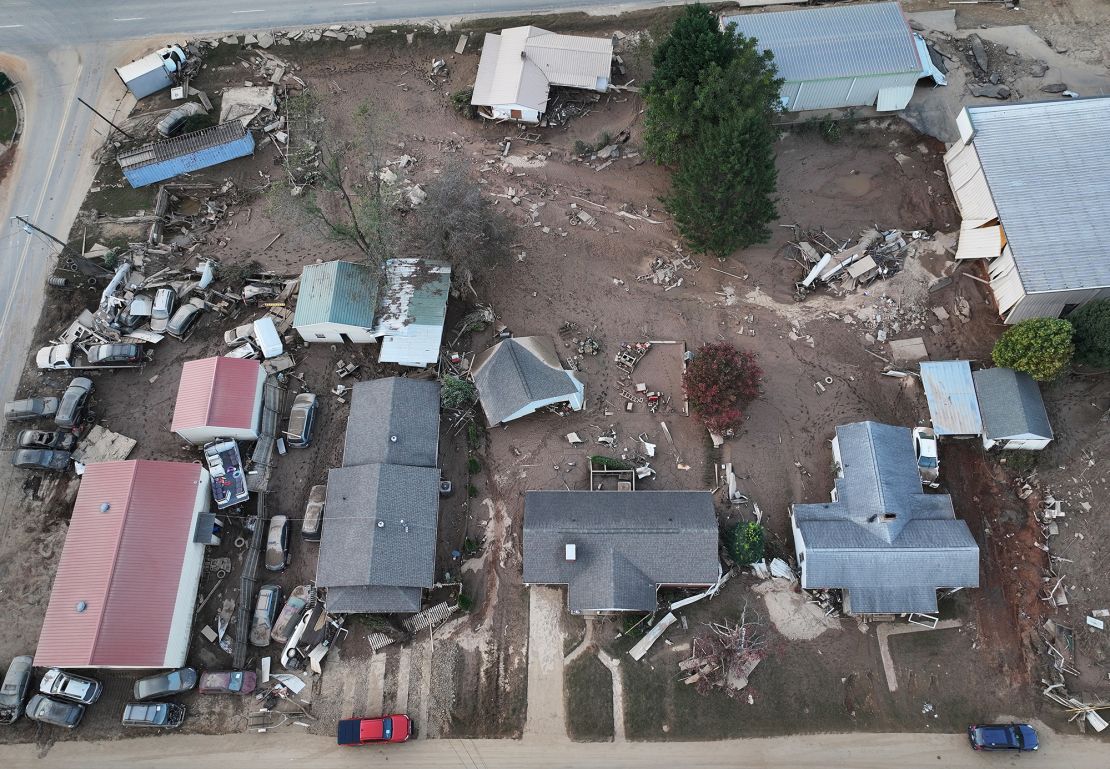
[790,227,931,300]
[681,612,767,698]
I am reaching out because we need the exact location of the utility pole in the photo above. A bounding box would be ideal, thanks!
[12,215,70,253]
[10,215,110,276]
[76,96,134,140]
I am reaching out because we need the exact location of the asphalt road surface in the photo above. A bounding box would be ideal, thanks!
[2,730,1108,768]
[0,0,663,406]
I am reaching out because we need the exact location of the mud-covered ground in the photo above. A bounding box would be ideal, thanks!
[2,1,1108,749]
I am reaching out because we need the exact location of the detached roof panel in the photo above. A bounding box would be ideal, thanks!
[118,121,249,170]
[966,98,1110,293]
[724,2,920,82]
[471,26,613,111]
[920,360,984,436]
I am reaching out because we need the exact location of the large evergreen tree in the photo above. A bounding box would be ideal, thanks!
[644,4,783,258]
[643,4,737,166]
[666,102,778,257]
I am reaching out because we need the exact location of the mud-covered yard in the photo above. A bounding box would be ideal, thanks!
[1,2,1106,749]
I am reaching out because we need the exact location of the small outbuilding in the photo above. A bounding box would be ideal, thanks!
[523,490,720,614]
[35,460,212,668]
[920,360,983,437]
[293,260,380,344]
[722,2,929,112]
[118,121,255,188]
[471,26,613,123]
[171,356,265,445]
[471,336,585,426]
[374,259,451,368]
[973,368,1053,451]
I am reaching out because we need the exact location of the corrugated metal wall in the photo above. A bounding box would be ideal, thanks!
[1006,288,1103,323]
[123,132,255,187]
[783,72,919,111]
[944,140,998,221]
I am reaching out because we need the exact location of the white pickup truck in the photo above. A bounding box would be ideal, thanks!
[36,343,148,370]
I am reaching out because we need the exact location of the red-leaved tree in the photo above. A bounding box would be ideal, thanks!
[683,342,762,435]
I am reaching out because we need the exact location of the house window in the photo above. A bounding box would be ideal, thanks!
[510,109,522,119]
[315,334,326,340]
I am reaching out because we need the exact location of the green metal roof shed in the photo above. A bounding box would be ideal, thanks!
[293,261,381,343]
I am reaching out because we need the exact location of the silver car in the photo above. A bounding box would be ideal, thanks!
[39,668,102,705]
[150,288,177,333]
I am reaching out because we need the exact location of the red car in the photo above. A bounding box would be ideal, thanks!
[337,714,412,745]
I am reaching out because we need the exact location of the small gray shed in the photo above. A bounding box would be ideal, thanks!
[972,368,1053,451]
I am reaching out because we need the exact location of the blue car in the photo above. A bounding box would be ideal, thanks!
[968,723,1039,751]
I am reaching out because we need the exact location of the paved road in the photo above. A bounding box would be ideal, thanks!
[1,730,1107,768]
[0,0,661,406]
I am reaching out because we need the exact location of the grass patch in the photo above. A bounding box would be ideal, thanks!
[0,90,16,144]
[565,654,614,742]
[84,186,154,217]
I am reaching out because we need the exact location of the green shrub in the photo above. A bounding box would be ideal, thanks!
[730,521,764,565]
[467,484,478,498]
[441,375,478,410]
[467,456,481,474]
[991,317,1074,381]
[1069,299,1110,368]
[451,87,476,118]
[457,593,474,612]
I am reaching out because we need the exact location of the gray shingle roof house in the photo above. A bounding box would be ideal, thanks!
[342,378,441,468]
[523,491,720,614]
[972,368,1053,451]
[471,336,585,426]
[316,376,441,614]
[790,422,979,615]
[317,463,441,613]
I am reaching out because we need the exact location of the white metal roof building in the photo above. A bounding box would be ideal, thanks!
[944,98,1110,323]
[920,361,983,437]
[471,26,613,123]
[722,2,925,112]
[374,259,451,368]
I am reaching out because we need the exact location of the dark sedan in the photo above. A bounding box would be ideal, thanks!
[25,694,84,729]
[11,449,71,472]
[968,723,1039,751]
[133,668,198,701]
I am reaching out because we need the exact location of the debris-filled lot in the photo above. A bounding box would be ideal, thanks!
[1,1,1109,749]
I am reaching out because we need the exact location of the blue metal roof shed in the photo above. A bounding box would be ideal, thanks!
[118,121,255,187]
[920,361,983,437]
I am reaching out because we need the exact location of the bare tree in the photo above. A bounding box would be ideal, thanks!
[406,160,510,296]
[271,95,395,267]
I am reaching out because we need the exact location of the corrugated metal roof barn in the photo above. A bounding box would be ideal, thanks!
[722,2,924,112]
[35,460,210,668]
